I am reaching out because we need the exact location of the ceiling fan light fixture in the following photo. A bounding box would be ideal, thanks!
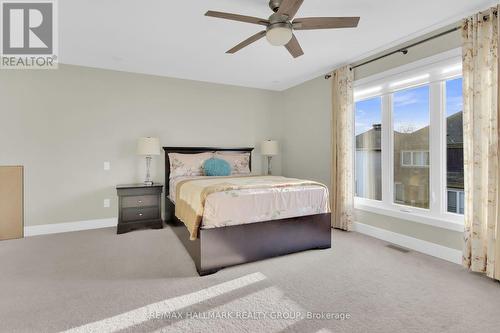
[266,23,293,46]
[206,0,361,58]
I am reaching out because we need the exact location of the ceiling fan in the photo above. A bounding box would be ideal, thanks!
[205,0,360,58]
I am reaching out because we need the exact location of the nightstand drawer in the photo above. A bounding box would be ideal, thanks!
[122,207,159,222]
[122,195,158,208]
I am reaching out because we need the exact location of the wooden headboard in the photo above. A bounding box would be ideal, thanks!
[162,147,254,194]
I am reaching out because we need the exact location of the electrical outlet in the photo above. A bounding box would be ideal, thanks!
[103,199,110,208]
[103,161,111,171]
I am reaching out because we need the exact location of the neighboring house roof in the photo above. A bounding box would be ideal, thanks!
[446,111,463,146]
[394,126,429,151]
[356,125,381,150]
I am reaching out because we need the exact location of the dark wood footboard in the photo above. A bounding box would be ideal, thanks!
[168,212,332,276]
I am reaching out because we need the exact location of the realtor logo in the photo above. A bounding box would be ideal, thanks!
[1,0,58,69]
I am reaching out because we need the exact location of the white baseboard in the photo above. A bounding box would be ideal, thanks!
[353,222,462,265]
[24,218,117,237]
[23,219,462,264]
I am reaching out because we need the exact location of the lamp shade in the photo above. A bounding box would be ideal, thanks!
[137,137,160,156]
[261,140,279,156]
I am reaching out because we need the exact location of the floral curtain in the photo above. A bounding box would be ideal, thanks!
[331,66,354,231]
[462,5,500,280]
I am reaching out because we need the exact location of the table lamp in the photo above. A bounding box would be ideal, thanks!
[261,140,279,175]
[137,137,160,185]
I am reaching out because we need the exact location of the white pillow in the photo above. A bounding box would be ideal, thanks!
[169,152,213,178]
[215,152,251,175]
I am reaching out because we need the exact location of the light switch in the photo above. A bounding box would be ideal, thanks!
[104,162,110,171]
[104,199,110,208]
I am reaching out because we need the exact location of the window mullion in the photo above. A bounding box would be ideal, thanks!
[381,94,392,207]
[429,81,444,216]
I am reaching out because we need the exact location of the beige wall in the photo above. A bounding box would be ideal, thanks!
[277,28,464,250]
[0,65,277,226]
[275,76,332,190]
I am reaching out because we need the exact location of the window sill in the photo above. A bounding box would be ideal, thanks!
[354,201,464,232]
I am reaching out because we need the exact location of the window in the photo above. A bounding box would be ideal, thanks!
[445,78,464,214]
[401,152,412,166]
[353,53,464,227]
[355,97,382,200]
[394,182,405,203]
[447,189,464,214]
[401,151,430,167]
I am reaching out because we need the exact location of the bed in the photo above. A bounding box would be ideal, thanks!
[163,147,332,276]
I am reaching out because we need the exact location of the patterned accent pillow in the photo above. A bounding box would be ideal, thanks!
[215,152,251,175]
[169,152,213,178]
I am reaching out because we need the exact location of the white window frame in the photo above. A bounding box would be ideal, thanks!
[394,182,405,203]
[447,189,465,215]
[400,151,430,167]
[353,49,464,232]
[401,151,412,167]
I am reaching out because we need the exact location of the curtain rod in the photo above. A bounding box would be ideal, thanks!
[324,25,461,79]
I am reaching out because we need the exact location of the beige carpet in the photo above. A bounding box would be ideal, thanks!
[0,226,499,333]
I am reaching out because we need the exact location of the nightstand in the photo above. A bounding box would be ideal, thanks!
[116,184,163,234]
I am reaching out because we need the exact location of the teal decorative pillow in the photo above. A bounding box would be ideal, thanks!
[203,158,231,176]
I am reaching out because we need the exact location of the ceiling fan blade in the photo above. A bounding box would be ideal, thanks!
[205,11,269,26]
[277,0,304,19]
[226,31,267,54]
[285,34,304,58]
[293,17,360,30]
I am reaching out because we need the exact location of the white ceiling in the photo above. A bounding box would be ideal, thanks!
[60,0,498,91]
